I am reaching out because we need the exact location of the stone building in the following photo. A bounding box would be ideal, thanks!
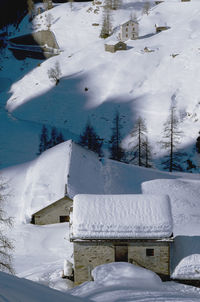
[70,194,173,285]
[8,30,60,60]
[105,41,127,53]
[119,20,139,41]
[31,196,72,225]
[155,25,170,33]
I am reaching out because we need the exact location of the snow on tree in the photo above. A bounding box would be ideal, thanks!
[109,111,125,162]
[160,100,183,172]
[0,180,14,273]
[48,62,62,85]
[79,120,103,157]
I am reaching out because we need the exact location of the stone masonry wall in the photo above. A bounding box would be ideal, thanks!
[128,242,170,275]
[73,241,170,285]
[34,198,72,225]
[74,242,115,285]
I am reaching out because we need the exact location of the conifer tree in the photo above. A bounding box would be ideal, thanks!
[99,6,112,38]
[196,131,200,154]
[38,125,49,155]
[57,132,65,145]
[109,111,125,162]
[49,126,58,148]
[79,121,103,156]
[128,116,150,166]
[143,136,153,168]
[160,102,183,172]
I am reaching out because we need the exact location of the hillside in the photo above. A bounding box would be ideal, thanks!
[0,0,200,170]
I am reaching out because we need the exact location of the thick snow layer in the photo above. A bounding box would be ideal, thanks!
[141,178,200,235]
[70,262,200,302]
[172,254,200,280]
[72,194,173,239]
[1,140,181,224]
[91,262,162,289]
[142,178,200,280]
[0,271,86,302]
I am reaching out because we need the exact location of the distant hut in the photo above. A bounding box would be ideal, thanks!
[70,194,173,285]
[155,24,170,33]
[105,41,127,53]
[31,196,72,225]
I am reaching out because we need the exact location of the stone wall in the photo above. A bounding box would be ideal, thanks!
[128,242,170,275]
[73,241,170,285]
[33,197,72,225]
[74,242,114,284]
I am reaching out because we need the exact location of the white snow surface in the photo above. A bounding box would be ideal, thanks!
[1,140,181,224]
[0,141,199,288]
[172,254,200,280]
[70,262,200,302]
[0,271,87,302]
[141,178,200,236]
[72,194,173,239]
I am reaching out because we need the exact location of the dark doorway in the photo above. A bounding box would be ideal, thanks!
[115,245,128,262]
[60,215,70,223]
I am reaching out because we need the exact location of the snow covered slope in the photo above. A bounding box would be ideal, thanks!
[0,0,200,169]
[1,140,185,224]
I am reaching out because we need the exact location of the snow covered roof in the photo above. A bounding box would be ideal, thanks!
[121,20,138,27]
[71,194,173,240]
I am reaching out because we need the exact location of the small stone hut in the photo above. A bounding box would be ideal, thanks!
[70,194,173,285]
[119,20,139,41]
[105,41,127,53]
[31,196,72,225]
[155,25,170,33]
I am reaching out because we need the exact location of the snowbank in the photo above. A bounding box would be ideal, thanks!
[0,271,87,302]
[72,194,173,239]
[142,178,200,235]
[172,254,200,280]
[92,262,162,289]
[70,262,200,302]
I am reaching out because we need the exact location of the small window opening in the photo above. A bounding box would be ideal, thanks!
[146,248,154,256]
[60,215,70,223]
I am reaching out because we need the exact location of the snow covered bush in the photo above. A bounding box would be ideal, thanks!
[48,61,62,85]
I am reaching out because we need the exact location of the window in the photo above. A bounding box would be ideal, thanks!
[126,34,128,38]
[146,248,154,256]
[115,245,128,262]
[126,28,128,32]
[60,215,70,223]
